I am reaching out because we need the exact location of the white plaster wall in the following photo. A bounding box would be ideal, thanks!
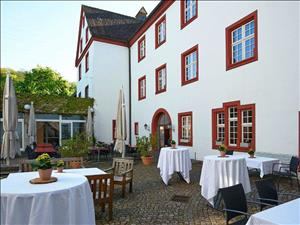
[130,1,300,160]
[91,42,130,144]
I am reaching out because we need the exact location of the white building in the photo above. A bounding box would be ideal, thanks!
[75,1,300,160]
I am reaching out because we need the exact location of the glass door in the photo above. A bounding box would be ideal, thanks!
[61,122,72,143]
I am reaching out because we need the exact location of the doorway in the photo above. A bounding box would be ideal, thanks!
[151,108,172,149]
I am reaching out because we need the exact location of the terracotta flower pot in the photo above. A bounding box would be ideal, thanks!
[249,154,255,158]
[57,167,64,173]
[70,161,81,169]
[171,144,176,149]
[141,156,153,166]
[38,168,53,180]
[220,151,226,157]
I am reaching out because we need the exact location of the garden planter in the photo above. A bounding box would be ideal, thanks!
[57,167,64,173]
[38,168,53,180]
[219,151,226,157]
[70,161,81,168]
[249,154,255,158]
[171,144,176,149]
[141,156,153,166]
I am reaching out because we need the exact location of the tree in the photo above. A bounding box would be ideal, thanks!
[0,68,25,92]
[1,66,76,96]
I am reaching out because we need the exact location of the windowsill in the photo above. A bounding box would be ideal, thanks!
[155,89,166,95]
[181,16,197,30]
[226,55,258,70]
[138,96,146,101]
[181,76,198,86]
[138,56,145,63]
[179,141,193,147]
[155,40,166,49]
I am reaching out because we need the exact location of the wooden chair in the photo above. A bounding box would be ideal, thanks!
[19,157,84,172]
[104,157,134,198]
[19,159,35,172]
[86,174,114,221]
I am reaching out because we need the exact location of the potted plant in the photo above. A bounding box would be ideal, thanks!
[136,136,153,165]
[32,153,53,180]
[218,144,227,157]
[171,140,176,149]
[59,132,90,168]
[56,160,64,173]
[248,148,255,158]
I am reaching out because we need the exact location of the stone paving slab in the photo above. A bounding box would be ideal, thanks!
[86,159,300,225]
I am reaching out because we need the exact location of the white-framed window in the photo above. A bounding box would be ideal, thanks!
[158,20,166,44]
[138,76,146,100]
[138,36,146,61]
[181,115,192,143]
[232,20,255,63]
[158,68,166,91]
[185,51,197,81]
[242,110,253,143]
[184,0,197,23]
[228,107,238,146]
[217,112,225,142]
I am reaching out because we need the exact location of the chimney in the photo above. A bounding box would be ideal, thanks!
[135,7,147,21]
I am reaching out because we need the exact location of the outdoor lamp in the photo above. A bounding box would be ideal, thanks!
[144,123,150,131]
[24,104,31,110]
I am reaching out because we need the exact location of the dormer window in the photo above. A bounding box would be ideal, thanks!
[155,15,166,49]
[138,36,146,62]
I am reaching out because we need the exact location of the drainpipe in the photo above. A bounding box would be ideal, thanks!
[128,47,132,146]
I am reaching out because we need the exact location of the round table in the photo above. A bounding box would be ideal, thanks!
[199,155,251,206]
[157,146,192,185]
[1,172,95,225]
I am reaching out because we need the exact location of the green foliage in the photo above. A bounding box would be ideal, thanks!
[136,135,153,157]
[218,144,227,152]
[32,153,53,170]
[1,66,75,96]
[59,133,91,158]
[171,140,176,145]
[248,149,255,155]
[56,160,65,168]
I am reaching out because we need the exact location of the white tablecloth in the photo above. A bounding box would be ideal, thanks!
[157,146,192,185]
[199,155,251,206]
[243,156,279,178]
[246,198,300,225]
[58,167,106,176]
[1,172,95,225]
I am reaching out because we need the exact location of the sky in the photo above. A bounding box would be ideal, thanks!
[1,1,159,82]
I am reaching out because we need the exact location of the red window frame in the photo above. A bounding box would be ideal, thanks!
[226,10,258,70]
[85,52,89,72]
[212,101,256,152]
[178,111,193,146]
[78,64,82,81]
[85,27,89,43]
[181,44,199,86]
[80,39,83,53]
[155,15,166,49]
[138,35,146,62]
[180,0,198,29]
[134,122,139,135]
[138,75,146,101]
[155,64,167,94]
[112,120,116,140]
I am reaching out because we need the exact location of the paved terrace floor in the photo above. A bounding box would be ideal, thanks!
[85,159,300,225]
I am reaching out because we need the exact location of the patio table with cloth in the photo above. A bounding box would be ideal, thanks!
[200,155,251,207]
[246,198,300,225]
[157,146,192,185]
[59,167,106,176]
[1,172,95,225]
[242,155,280,178]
